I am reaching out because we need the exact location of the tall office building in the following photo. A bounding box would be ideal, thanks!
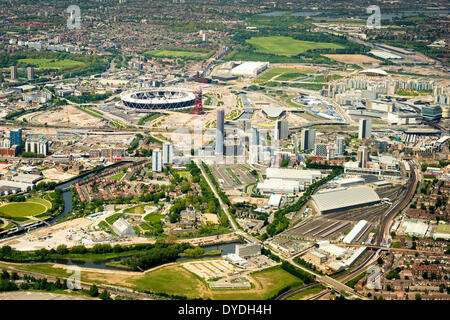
[238,119,251,133]
[10,66,17,80]
[162,142,173,165]
[358,119,372,139]
[422,105,442,122]
[251,127,260,146]
[357,146,369,168]
[152,148,162,172]
[336,136,345,155]
[275,120,289,140]
[27,67,34,81]
[327,147,335,160]
[215,109,225,155]
[300,129,316,150]
[314,144,328,157]
[293,135,299,155]
[9,129,22,147]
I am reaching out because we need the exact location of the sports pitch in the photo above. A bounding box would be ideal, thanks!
[0,202,47,217]
[246,36,345,56]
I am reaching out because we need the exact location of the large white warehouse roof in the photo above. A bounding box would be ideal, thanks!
[343,220,368,244]
[266,168,322,182]
[312,186,381,214]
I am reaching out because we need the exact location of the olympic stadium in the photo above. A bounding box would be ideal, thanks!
[120,89,196,109]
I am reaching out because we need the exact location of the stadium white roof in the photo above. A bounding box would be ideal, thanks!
[359,68,388,76]
[261,106,285,118]
[231,61,268,76]
[369,50,402,60]
[312,186,381,213]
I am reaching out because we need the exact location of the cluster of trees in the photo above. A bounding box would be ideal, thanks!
[35,181,58,191]
[1,241,191,262]
[67,93,113,104]
[122,242,193,271]
[88,284,111,300]
[281,261,315,284]
[294,257,323,275]
[6,195,26,202]
[127,134,143,154]
[21,152,45,158]
[266,167,344,236]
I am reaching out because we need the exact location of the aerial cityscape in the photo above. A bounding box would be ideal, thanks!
[0,0,448,304]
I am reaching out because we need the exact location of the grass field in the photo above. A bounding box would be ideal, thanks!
[255,67,315,83]
[143,213,163,224]
[246,36,345,57]
[105,213,123,225]
[0,202,48,218]
[0,261,303,300]
[132,265,205,298]
[144,50,207,59]
[287,284,325,300]
[18,58,86,70]
[436,224,450,234]
[124,204,149,214]
[275,72,307,81]
[109,172,125,181]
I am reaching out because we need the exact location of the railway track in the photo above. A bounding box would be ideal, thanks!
[275,282,320,300]
[374,161,417,246]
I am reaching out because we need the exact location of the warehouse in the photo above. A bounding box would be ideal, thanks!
[0,180,33,193]
[343,220,368,244]
[311,186,381,215]
[265,168,322,184]
[335,177,365,188]
[256,179,303,194]
[268,194,282,207]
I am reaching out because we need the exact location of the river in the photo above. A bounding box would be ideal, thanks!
[22,241,243,271]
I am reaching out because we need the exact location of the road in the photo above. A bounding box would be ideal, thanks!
[195,159,238,231]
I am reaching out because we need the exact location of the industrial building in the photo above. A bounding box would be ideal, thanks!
[303,250,327,265]
[343,220,369,244]
[0,180,33,194]
[235,243,261,258]
[265,168,322,184]
[335,176,365,188]
[256,179,303,194]
[311,186,381,215]
[268,194,282,207]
